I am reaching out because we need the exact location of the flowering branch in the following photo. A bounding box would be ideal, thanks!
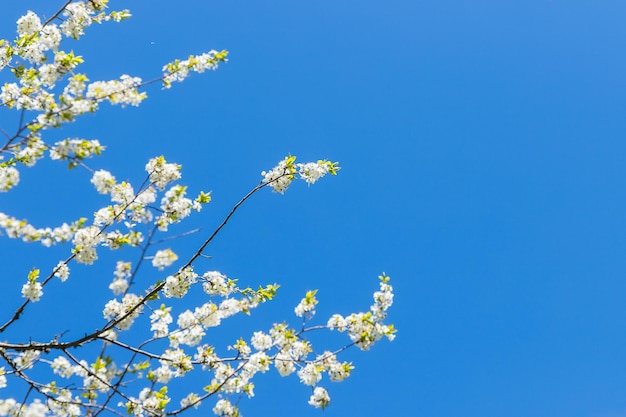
[0,3,396,417]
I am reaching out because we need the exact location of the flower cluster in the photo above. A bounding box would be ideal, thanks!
[109,260,132,295]
[86,75,146,107]
[162,50,229,88]
[0,212,82,246]
[152,248,179,270]
[103,293,144,330]
[294,290,319,318]
[156,185,202,231]
[146,156,182,190]
[49,138,105,168]
[53,261,70,282]
[262,156,340,194]
[327,274,396,350]
[0,165,19,192]
[21,268,43,302]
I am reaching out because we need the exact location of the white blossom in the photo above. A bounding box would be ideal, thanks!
[51,357,74,378]
[163,50,228,88]
[180,393,200,410]
[91,170,116,194]
[86,75,146,106]
[73,225,102,264]
[297,363,322,386]
[109,278,129,295]
[261,156,296,194]
[145,156,181,190]
[274,351,295,376]
[152,248,178,270]
[53,262,70,281]
[212,399,236,417]
[0,166,19,192]
[251,331,273,351]
[202,271,231,295]
[14,351,40,370]
[150,305,172,338]
[47,389,81,417]
[294,290,318,318]
[103,293,143,330]
[16,11,42,36]
[163,268,197,298]
[21,280,43,302]
[308,386,330,409]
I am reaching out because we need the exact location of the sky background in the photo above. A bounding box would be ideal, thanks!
[2,1,626,416]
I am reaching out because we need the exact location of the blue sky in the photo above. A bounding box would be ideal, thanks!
[2,1,626,416]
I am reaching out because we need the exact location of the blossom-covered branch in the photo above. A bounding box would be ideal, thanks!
[0,2,396,417]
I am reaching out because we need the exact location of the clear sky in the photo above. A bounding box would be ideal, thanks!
[2,1,626,417]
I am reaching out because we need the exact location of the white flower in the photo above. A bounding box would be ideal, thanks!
[202,271,230,295]
[110,182,135,205]
[261,156,296,194]
[86,75,145,106]
[91,170,116,194]
[180,393,200,409]
[0,43,13,71]
[308,386,330,409]
[156,184,200,231]
[94,206,116,226]
[274,351,295,376]
[327,360,353,382]
[145,156,181,190]
[162,50,227,88]
[294,290,318,318]
[153,365,173,383]
[40,24,61,50]
[297,161,330,185]
[22,281,43,302]
[20,400,48,417]
[0,166,19,192]
[161,348,193,376]
[194,302,221,328]
[73,226,102,264]
[61,3,92,39]
[194,345,218,369]
[14,351,40,370]
[0,399,19,416]
[261,157,339,193]
[290,340,311,360]
[170,324,205,348]
[150,305,172,338]
[102,293,143,330]
[246,352,271,374]
[251,331,272,351]
[0,83,20,108]
[109,278,129,295]
[212,399,236,417]
[50,139,105,162]
[218,298,241,319]
[53,262,70,281]
[163,268,197,298]
[16,11,42,36]
[51,357,74,379]
[327,314,346,331]
[297,363,322,386]
[152,248,178,270]
[177,310,197,329]
[16,137,47,167]
[47,389,80,417]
